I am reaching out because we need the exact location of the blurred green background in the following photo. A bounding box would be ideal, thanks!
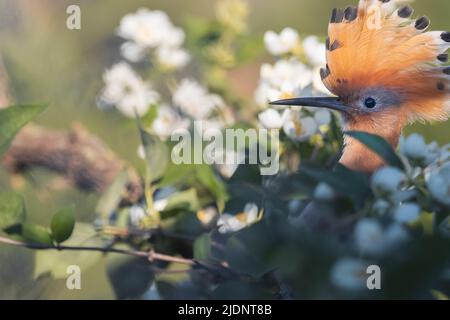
[0,0,448,299]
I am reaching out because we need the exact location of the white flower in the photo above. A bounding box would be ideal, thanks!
[255,59,313,107]
[426,162,450,206]
[371,167,406,196]
[283,110,317,141]
[355,219,410,256]
[384,223,410,244]
[314,109,331,126]
[372,199,391,215]
[354,219,385,256]
[156,46,190,70]
[197,207,219,226]
[153,187,176,212]
[302,36,327,67]
[255,78,329,141]
[161,27,186,48]
[217,203,259,234]
[129,205,147,226]
[120,42,148,62]
[173,79,223,120]
[254,83,280,107]
[154,198,168,212]
[393,203,420,223]
[201,118,226,132]
[264,27,299,56]
[312,67,332,95]
[263,59,313,92]
[100,62,159,117]
[391,190,417,203]
[212,149,246,178]
[330,258,368,291]
[314,183,336,201]
[258,108,285,129]
[117,9,189,66]
[400,134,439,165]
[302,36,330,95]
[151,105,190,140]
[118,9,178,49]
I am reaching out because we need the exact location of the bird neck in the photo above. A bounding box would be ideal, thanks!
[339,115,405,173]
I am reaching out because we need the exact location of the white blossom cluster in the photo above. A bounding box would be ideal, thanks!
[370,134,450,216]
[98,9,230,144]
[329,134,450,292]
[118,9,190,69]
[350,134,449,257]
[99,62,160,117]
[255,28,332,142]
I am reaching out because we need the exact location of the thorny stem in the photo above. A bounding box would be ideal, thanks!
[0,235,194,266]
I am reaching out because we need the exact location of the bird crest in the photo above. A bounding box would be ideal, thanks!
[321,0,450,123]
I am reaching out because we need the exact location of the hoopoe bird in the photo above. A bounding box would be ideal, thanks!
[272,0,450,173]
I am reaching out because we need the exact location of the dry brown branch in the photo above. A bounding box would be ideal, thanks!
[2,123,143,204]
[0,50,143,204]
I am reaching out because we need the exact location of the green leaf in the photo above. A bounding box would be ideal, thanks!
[225,236,273,278]
[34,223,104,279]
[0,104,47,156]
[157,163,195,187]
[235,35,264,64]
[381,237,450,299]
[106,250,154,299]
[163,188,200,212]
[193,233,211,260]
[141,104,159,128]
[184,15,221,50]
[138,126,169,182]
[0,191,26,230]
[345,131,404,169]
[229,162,262,185]
[154,262,189,285]
[22,224,54,246]
[50,207,75,243]
[431,290,449,301]
[96,170,129,220]
[301,164,371,208]
[196,164,229,211]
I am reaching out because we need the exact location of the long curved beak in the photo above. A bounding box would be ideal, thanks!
[270,97,347,113]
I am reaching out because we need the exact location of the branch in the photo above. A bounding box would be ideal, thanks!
[0,235,195,266]
[2,123,143,205]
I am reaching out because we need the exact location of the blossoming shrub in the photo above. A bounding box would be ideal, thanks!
[0,0,449,300]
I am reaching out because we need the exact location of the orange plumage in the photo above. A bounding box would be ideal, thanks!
[323,0,449,123]
[271,0,449,172]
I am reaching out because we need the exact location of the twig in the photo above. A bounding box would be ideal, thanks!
[0,235,195,266]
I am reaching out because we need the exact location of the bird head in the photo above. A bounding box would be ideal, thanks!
[271,0,449,172]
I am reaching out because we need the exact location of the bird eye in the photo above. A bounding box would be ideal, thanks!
[364,97,377,109]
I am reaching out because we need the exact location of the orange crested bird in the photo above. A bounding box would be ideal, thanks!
[271,0,450,173]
